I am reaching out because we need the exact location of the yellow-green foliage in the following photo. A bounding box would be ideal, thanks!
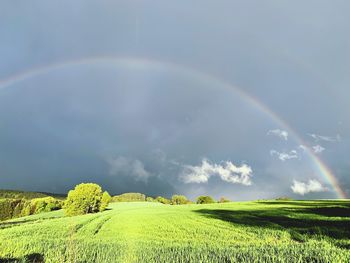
[146,197,155,202]
[171,195,189,205]
[64,183,110,216]
[0,200,349,262]
[276,196,293,201]
[112,193,146,202]
[0,199,24,221]
[30,197,62,214]
[0,197,62,221]
[0,190,48,200]
[155,196,170,204]
[219,197,231,203]
[196,195,215,204]
[100,192,111,212]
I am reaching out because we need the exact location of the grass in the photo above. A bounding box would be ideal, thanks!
[0,200,349,262]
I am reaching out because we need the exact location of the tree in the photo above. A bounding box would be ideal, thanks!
[31,197,62,214]
[100,191,111,212]
[112,193,146,202]
[155,196,170,204]
[196,195,215,204]
[64,183,105,216]
[171,195,189,205]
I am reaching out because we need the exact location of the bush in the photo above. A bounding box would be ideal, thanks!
[219,197,231,203]
[171,195,189,205]
[31,197,62,214]
[100,192,111,211]
[146,197,155,202]
[112,193,146,202]
[276,196,293,201]
[155,196,171,204]
[0,199,35,221]
[21,202,32,217]
[64,183,110,216]
[0,199,21,221]
[196,196,215,204]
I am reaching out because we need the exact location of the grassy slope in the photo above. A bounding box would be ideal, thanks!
[0,200,349,263]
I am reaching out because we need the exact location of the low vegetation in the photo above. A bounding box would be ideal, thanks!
[155,196,171,204]
[276,196,293,201]
[100,191,112,212]
[197,195,215,204]
[145,197,154,202]
[171,195,189,205]
[112,193,146,202]
[219,197,231,203]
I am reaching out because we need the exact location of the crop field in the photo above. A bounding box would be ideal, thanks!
[0,200,349,263]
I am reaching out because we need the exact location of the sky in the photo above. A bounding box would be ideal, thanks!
[0,1,349,200]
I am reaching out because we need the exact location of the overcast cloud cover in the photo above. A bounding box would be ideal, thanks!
[0,1,349,200]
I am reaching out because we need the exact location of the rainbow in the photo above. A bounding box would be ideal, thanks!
[0,56,346,199]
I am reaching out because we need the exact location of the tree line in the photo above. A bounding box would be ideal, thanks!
[0,197,62,221]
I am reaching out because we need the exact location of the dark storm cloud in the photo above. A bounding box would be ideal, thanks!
[0,0,349,199]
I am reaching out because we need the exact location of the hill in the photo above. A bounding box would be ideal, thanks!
[0,189,66,200]
[0,200,349,262]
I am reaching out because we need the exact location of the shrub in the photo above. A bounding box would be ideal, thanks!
[112,193,146,202]
[146,197,155,202]
[64,183,109,216]
[13,201,25,217]
[171,195,189,205]
[219,197,231,203]
[0,199,29,221]
[0,199,18,221]
[21,202,32,217]
[31,197,62,214]
[276,196,293,201]
[100,191,111,212]
[155,196,171,204]
[196,196,215,204]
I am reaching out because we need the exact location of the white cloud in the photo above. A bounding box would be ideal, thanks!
[270,150,298,161]
[107,156,150,182]
[298,145,307,152]
[308,133,341,143]
[267,129,289,140]
[291,179,328,195]
[312,145,325,154]
[180,159,253,185]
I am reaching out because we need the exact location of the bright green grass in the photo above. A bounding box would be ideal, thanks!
[0,200,349,262]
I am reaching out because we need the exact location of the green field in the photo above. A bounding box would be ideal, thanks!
[0,200,349,263]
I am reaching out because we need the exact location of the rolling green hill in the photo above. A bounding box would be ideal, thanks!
[0,200,349,262]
